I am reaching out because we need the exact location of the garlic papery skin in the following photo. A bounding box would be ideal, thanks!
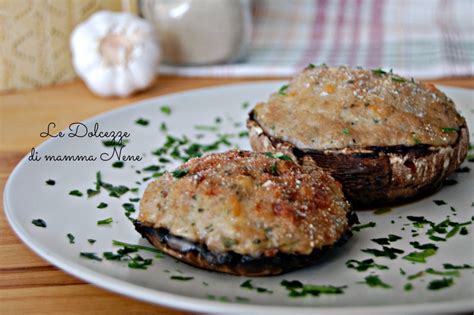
[71,11,160,97]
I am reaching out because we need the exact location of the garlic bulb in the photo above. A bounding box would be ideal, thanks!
[70,11,160,97]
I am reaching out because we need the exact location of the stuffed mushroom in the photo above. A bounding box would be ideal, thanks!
[135,150,356,276]
[247,65,469,208]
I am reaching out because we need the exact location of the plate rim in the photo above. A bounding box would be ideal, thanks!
[3,82,474,314]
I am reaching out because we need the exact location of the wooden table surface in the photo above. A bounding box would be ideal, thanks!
[1,76,473,314]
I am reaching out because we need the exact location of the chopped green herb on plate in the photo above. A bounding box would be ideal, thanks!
[32,219,47,228]
[97,217,113,225]
[135,118,149,126]
[69,190,83,197]
[67,233,75,244]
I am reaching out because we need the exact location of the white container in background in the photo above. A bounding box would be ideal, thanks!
[141,0,252,65]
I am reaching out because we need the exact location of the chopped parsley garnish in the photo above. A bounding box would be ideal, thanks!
[428,235,446,242]
[280,280,345,297]
[238,131,249,138]
[374,208,391,215]
[158,157,171,163]
[86,188,100,198]
[102,139,128,147]
[194,125,218,132]
[69,190,83,197]
[129,197,140,202]
[112,161,124,168]
[425,268,460,277]
[96,172,129,198]
[270,163,279,176]
[122,203,136,213]
[409,241,438,250]
[278,84,289,96]
[172,168,189,178]
[88,239,96,244]
[112,240,165,257]
[80,252,102,261]
[446,225,460,238]
[391,76,406,83]
[346,258,388,272]
[160,122,167,132]
[170,275,194,281]
[371,234,402,245]
[160,105,171,115]
[143,165,161,172]
[32,218,47,228]
[103,245,153,269]
[404,283,414,291]
[240,280,273,294]
[407,216,435,230]
[362,246,404,259]
[372,68,387,76]
[264,152,293,161]
[387,234,402,241]
[45,179,55,186]
[441,127,459,133]
[430,220,450,235]
[275,154,292,161]
[97,202,108,209]
[242,101,250,109]
[427,278,454,290]
[135,118,149,126]
[67,233,75,244]
[127,256,153,269]
[433,200,446,206]
[342,128,350,135]
[360,275,391,289]
[307,63,316,69]
[97,217,113,225]
[352,221,376,232]
[412,134,422,144]
[95,172,101,190]
[407,271,424,280]
[443,263,473,270]
[403,248,437,263]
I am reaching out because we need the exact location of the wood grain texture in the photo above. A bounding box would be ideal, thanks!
[0,75,472,314]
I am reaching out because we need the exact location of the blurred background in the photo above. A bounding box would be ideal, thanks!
[1,2,473,314]
[0,0,472,94]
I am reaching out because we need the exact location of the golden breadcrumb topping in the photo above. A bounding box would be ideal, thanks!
[253,65,466,150]
[138,150,350,256]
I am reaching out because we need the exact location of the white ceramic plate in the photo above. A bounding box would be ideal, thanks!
[4,82,474,314]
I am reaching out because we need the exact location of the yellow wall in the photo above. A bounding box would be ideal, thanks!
[0,0,137,92]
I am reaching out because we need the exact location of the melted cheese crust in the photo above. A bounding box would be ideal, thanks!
[138,151,350,256]
[253,66,465,150]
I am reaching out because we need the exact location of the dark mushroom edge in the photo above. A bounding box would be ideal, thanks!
[247,110,469,209]
[134,211,358,276]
